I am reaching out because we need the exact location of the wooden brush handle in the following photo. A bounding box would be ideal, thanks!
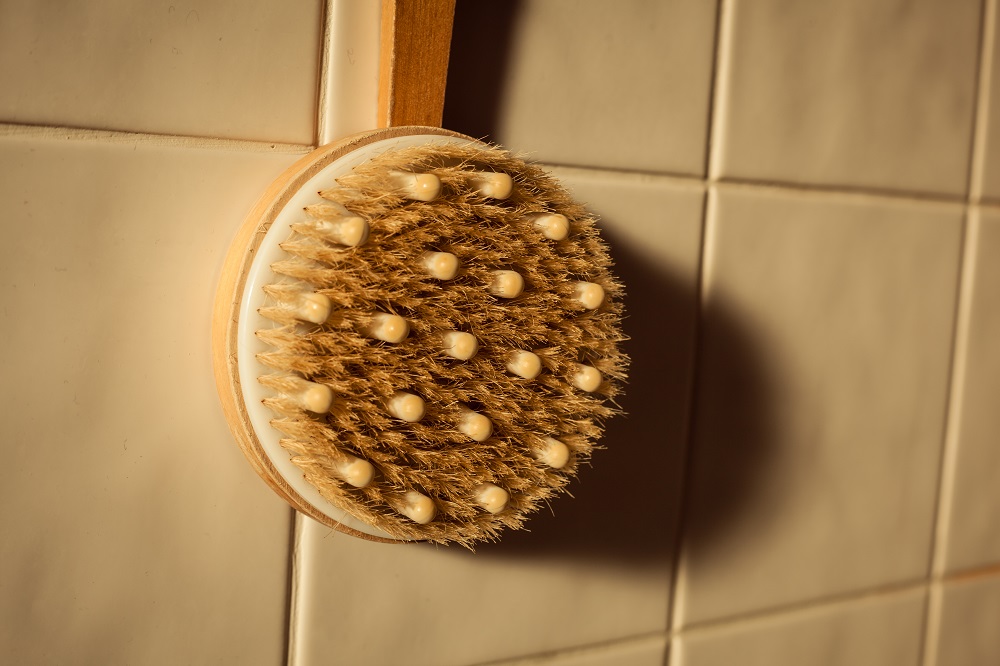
[378,0,457,128]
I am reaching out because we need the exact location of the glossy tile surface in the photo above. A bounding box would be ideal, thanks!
[290,171,704,666]
[933,574,1000,666]
[675,590,926,666]
[0,1,323,143]
[676,187,962,624]
[445,0,718,175]
[0,133,299,663]
[715,0,981,195]
[942,210,1000,572]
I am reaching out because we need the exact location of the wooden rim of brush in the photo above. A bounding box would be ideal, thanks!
[212,126,470,541]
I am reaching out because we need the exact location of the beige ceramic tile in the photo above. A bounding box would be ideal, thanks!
[0,132,301,663]
[290,170,705,666]
[714,0,980,196]
[933,573,1000,666]
[675,187,962,625]
[0,1,323,143]
[492,635,668,666]
[445,0,717,175]
[941,210,1000,572]
[675,589,926,666]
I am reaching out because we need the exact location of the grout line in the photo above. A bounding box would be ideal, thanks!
[470,631,668,666]
[285,511,305,666]
[920,208,980,666]
[314,0,335,146]
[705,0,734,181]
[664,0,729,645]
[665,186,715,637]
[677,578,932,638]
[970,0,997,202]
[0,121,314,153]
[542,162,706,189]
[714,176,967,208]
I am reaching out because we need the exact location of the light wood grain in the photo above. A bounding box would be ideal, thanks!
[378,0,457,128]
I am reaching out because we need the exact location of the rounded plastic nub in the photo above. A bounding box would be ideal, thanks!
[293,292,332,324]
[335,456,375,488]
[473,483,510,514]
[536,436,571,469]
[573,281,605,310]
[287,376,334,413]
[531,213,570,241]
[365,312,409,343]
[570,364,602,393]
[488,270,524,298]
[441,331,478,360]
[421,251,460,280]
[387,391,426,423]
[470,171,514,199]
[506,350,542,380]
[458,409,493,442]
[388,171,441,202]
[400,490,436,524]
[315,215,370,247]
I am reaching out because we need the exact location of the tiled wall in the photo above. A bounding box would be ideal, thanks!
[3,1,999,665]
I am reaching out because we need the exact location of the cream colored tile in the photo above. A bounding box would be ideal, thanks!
[675,590,926,666]
[493,635,668,666]
[291,171,704,666]
[676,187,962,625]
[0,133,301,663]
[0,1,323,143]
[445,0,718,175]
[715,0,980,196]
[942,210,1000,572]
[933,574,1000,666]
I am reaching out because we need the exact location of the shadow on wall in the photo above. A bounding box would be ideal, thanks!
[442,1,776,568]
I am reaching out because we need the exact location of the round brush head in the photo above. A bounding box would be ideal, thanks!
[213,127,627,547]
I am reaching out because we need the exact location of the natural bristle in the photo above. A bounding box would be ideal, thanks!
[257,141,627,547]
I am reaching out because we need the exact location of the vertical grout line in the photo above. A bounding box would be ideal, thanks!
[970,0,997,202]
[919,209,980,666]
[315,0,336,146]
[920,2,992,663]
[705,0,734,182]
[664,3,729,659]
[286,511,306,666]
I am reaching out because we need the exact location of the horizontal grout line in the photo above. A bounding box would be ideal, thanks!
[469,561,1000,665]
[674,561,1000,639]
[0,122,315,153]
[471,631,668,666]
[537,161,972,209]
[676,577,931,638]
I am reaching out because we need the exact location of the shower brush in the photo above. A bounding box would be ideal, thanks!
[213,126,627,547]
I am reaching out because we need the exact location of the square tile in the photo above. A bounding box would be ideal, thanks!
[445,0,718,175]
[0,133,300,663]
[714,0,981,196]
[290,170,705,666]
[676,187,962,625]
[941,209,1000,572]
[0,1,323,143]
[674,590,926,666]
[933,573,1000,666]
